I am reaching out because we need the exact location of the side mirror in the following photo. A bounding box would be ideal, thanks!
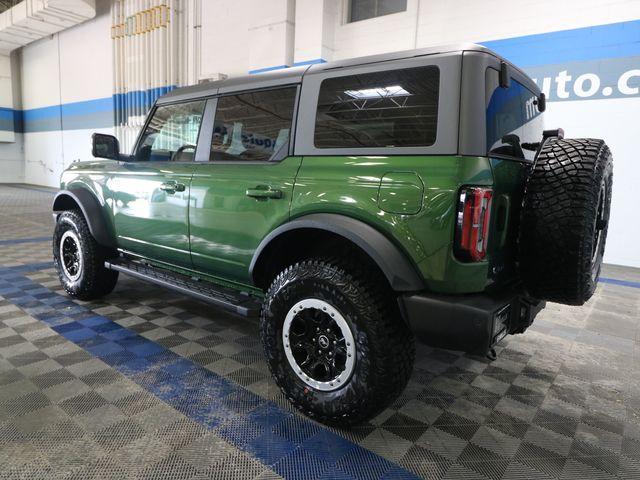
[92,133,122,160]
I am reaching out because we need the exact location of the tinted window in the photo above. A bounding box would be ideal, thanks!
[349,0,407,22]
[314,66,439,149]
[136,100,205,162]
[210,87,297,162]
[485,68,543,161]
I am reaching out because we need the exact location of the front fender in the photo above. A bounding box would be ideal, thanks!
[250,213,424,291]
[52,188,116,248]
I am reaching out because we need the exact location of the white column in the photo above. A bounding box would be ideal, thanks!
[0,51,24,183]
[293,0,336,66]
[0,53,15,143]
[248,0,296,73]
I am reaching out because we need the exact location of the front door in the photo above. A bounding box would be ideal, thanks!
[189,86,300,285]
[109,99,206,267]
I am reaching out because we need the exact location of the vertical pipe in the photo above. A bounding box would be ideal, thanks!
[119,0,124,130]
[124,0,129,135]
[155,0,160,95]
[168,0,173,89]
[115,0,120,129]
[160,0,166,92]
[134,0,141,120]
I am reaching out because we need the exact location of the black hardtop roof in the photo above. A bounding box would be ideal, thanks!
[156,43,538,105]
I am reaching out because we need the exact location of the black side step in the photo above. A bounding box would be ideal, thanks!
[105,258,261,317]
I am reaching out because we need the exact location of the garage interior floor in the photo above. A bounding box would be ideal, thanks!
[0,184,639,480]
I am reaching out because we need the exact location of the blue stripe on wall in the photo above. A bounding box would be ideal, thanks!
[0,107,24,134]
[249,58,326,74]
[2,19,638,133]
[480,19,640,67]
[0,86,177,134]
[292,58,327,67]
[249,64,290,74]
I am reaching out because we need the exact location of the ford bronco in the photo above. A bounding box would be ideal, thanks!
[52,44,613,426]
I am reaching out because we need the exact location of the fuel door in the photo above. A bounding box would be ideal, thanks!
[377,172,424,215]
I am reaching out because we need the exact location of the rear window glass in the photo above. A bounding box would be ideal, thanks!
[485,68,543,161]
[210,87,297,162]
[314,66,439,149]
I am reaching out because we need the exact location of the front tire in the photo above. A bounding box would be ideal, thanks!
[53,210,119,300]
[260,259,414,426]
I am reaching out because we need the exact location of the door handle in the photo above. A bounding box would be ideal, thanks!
[160,181,186,194]
[246,186,283,199]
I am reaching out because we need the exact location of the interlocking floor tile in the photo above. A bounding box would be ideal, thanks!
[1,185,640,479]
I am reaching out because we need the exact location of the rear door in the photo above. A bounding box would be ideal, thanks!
[109,99,206,267]
[189,86,301,285]
[484,67,544,283]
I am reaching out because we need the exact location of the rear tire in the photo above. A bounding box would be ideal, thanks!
[260,259,414,426]
[53,210,119,300]
[519,138,613,305]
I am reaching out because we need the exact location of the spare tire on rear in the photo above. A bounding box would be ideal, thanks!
[519,138,613,305]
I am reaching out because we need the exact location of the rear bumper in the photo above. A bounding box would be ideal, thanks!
[398,288,545,355]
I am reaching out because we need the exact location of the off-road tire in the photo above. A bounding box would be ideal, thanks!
[53,210,119,300]
[260,259,414,426]
[519,138,613,305]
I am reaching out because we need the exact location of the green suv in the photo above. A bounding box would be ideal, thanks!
[52,44,613,425]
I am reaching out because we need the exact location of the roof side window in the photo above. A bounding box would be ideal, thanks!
[210,87,297,162]
[314,66,439,149]
[485,68,543,161]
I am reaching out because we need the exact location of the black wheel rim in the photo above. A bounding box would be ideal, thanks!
[283,299,355,391]
[591,181,607,279]
[60,231,82,281]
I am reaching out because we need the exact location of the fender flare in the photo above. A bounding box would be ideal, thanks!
[249,213,424,291]
[52,188,116,248]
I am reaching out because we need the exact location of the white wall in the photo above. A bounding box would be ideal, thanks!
[0,51,23,183]
[20,0,113,187]
[200,0,253,78]
[544,98,640,267]
[3,0,639,267]
[0,134,24,183]
[200,0,295,76]
[416,0,640,45]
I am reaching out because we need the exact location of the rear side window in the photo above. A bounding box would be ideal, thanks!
[485,68,543,161]
[314,66,439,149]
[210,87,297,162]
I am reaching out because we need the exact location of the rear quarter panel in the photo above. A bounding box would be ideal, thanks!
[291,155,494,293]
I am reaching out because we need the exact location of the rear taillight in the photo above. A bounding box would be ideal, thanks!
[455,187,493,262]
